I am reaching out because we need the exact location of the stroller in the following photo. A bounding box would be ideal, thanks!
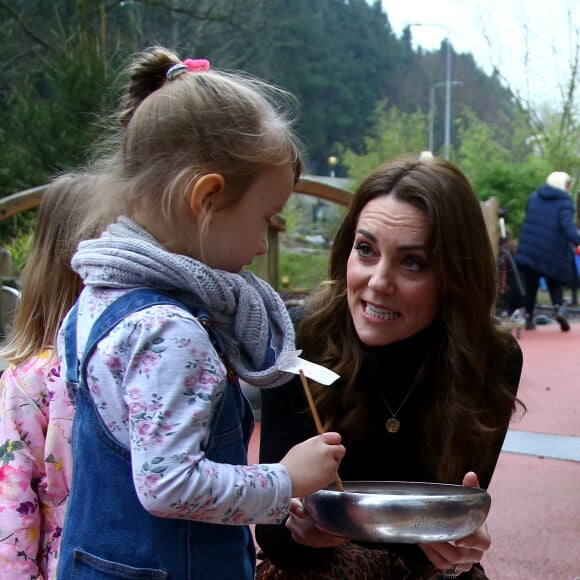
[497,245,526,317]
[495,215,526,337]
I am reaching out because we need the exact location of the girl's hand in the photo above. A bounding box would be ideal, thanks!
[285,498,348,547]
[280,432,345,498]
[418,472,491,575]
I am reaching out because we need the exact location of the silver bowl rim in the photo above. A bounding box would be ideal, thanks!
[305,480,491,499]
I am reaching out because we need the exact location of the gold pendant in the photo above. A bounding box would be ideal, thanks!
[386,417,400,433]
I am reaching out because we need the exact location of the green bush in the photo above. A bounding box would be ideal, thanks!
[3,228,34,278]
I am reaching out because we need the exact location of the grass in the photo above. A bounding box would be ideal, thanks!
[278,248,330,291]
[246,248,330,292]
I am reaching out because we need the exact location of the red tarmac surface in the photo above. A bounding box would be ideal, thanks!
[249,321,580,579]
[484,322,580,579]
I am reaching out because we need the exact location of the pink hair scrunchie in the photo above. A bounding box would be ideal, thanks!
[182,58,210,72]
[166,58,210,81]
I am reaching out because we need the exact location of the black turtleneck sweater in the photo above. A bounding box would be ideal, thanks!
[255,320,522,572]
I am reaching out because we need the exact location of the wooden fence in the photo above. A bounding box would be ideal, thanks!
[0,178,499,334]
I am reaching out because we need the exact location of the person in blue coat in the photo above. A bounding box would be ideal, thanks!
[515,171,580,330]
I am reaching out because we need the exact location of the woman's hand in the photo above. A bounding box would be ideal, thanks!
[418,472,491,575]
[285,498,349,548]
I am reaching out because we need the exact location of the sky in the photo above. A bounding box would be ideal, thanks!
[381,0,580,108]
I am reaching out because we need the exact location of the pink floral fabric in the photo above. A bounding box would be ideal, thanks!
[56,287,291,528]
[0,349,73,580]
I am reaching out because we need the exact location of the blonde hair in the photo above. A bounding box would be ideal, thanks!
[87,46,303,252]
[546,171,571,191]
[0,174,104,364]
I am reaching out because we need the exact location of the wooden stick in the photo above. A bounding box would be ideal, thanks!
[299,369,344,492]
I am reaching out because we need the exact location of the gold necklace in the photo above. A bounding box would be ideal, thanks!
[378,382,418,433]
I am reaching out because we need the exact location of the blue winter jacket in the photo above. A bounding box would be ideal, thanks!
[515,183,580,285]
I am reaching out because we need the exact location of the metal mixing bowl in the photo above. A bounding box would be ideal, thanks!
[302,481,491,543]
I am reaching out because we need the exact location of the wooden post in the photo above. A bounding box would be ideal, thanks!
[0,247,13,341]
[480,196,499,261]
[256,215,286,290]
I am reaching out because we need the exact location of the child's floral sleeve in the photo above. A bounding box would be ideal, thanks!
[0,362,46,578]
[0,351,71,580]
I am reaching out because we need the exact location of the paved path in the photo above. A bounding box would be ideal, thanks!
[249,320,580,579]
[484,322,580,579]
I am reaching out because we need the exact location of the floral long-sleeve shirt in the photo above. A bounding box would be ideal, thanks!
[0,349,73,580]
[56,287,291,527]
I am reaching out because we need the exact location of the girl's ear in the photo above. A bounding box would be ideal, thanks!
[188,173,225,218]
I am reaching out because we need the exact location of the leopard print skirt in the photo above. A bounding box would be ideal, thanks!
[256,544,490,579]
[255,543,440,580]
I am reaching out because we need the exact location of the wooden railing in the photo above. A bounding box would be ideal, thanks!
[0,177,356,293]
[0,178,499,330]
[0,185,46,220]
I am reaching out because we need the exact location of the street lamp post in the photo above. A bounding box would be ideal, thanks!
[444,37,452,160]
[327,155,338,178]
[410,23,456,160]
[430,81,463,153]
[429,82,445,153]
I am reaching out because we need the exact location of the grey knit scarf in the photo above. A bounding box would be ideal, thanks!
[72,217,295,387]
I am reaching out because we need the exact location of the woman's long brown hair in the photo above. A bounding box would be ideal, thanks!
[298,155,524,483]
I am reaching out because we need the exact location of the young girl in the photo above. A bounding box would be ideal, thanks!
[56,47,345,579]
[0,173,103,579]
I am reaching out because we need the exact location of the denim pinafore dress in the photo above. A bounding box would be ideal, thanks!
[57,288,255,579]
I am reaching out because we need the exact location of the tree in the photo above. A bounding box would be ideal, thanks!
[0,0,261,195]
[0,0,260,240]
[455,110,549,235]
[339,102,429,185]
[0,0,533,201]
[236,0,401,173]
[0,2,120,195]
[481,7,580,182]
